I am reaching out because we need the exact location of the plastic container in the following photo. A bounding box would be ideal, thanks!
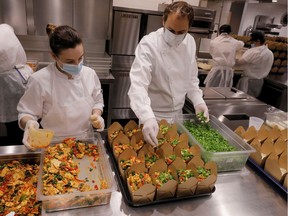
[36,132,115,212]
[174,114,256,172]
[265,110,288,130]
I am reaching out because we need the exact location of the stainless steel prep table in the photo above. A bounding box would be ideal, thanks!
[0,143,286,216]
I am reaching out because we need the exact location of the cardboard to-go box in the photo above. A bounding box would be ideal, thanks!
[124,120,141,139]
[273,139,287,156]
[108,122,123,145]
[243,126,257,143]
[118,148,139,180]
[188,158,217,195]
[126,164,156,203]
[264,151,287,183]
[169,157,198,197]
[130,131,145,152]
[112,133,130,160]
[234,126,246,138]
[283,173,288,189]
[174,144,201,164]
[149,159,178,200]
[249,138,273,166]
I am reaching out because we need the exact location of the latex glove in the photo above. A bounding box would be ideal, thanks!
[194,103,209,122]
[142,118,159,147]
[23,120,40,150]
[90,114,105,132]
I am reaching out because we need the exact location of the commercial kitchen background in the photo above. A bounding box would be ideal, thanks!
[0,0,287,138]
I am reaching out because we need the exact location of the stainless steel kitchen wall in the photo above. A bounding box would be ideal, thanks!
[33,0,73,35]
[0,0,27,35]
[0,0,112,40]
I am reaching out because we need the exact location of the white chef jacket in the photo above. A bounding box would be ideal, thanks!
[17,63,104,135]
[240,45,274,79]
[204,33,244,87]
[236,45,274,97]
[128,27,204,123]
[0,24,32,122]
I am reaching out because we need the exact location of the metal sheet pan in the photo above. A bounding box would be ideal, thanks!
[247,158,287,198]
[104,137,215,207]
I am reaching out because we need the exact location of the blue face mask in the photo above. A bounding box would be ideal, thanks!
[58,58,83,76]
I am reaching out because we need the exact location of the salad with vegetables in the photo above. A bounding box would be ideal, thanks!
[154,171,174,188]
[113,142,131,156]
[120,156,142,170]
[196,167,211,182]
[164,154,177,165]
[145,154,159,168]
[181,149,194,162]
[177,169,194,184]
[127,172,153,192]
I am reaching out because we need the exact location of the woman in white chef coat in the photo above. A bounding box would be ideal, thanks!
[204,24,244,87]
[0,24,33,145]
[236,31,274,97]
[128,1,209,147]
[17,24,105,150]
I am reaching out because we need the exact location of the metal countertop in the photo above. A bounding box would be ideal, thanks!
[0,145,286,216]
[43,169,287,216]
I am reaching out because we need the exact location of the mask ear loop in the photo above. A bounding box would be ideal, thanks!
[14,66,28,84]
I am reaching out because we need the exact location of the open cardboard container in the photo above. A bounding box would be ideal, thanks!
[235,125,288,194]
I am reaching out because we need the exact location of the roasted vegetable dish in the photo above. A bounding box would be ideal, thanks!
[0,161,40,215]
[177,169,194,184]
[43,138,107,196]
[154,171,174,188]
[127,172,153,192]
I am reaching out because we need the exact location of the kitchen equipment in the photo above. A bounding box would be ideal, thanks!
[109,7,163,122]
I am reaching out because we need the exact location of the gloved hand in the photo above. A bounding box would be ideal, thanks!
[142,118,159,147]
[23,120,40,150]
[194,103,209,122]
[90,114,105,132]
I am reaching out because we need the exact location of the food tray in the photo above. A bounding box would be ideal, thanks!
[104,138,215,207]
[247,158,287,198]
[0,149,41,215]
[36,133,115,212]
[174,114,256,172]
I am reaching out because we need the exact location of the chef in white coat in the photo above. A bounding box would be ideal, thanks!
[0,24,33,145]
[204,24,244,87]
[236,31,274,97]
[17,24,105,150]
[128,1,209,147]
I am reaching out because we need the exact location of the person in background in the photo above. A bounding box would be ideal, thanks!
[17,24,105,150]
[128,1,209,147]
[204,24,244,87]
[236,31,274,97]
[0,24,33,145]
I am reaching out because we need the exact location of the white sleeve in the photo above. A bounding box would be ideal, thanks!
[17,76,44,129]
[92,72,104,112]
[186,39,205,106]
[128,39,155,123]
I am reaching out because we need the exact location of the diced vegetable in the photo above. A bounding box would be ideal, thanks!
[184,120,237,152]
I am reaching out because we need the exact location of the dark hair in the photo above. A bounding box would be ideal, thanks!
[219,24,232,34]
[46,24,82,56]
[250,31,265,44]
[163,1,194,26]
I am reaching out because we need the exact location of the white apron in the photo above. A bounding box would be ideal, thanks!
[236,76,264,98]
[41,71,94,137]
[204,66,234,87]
